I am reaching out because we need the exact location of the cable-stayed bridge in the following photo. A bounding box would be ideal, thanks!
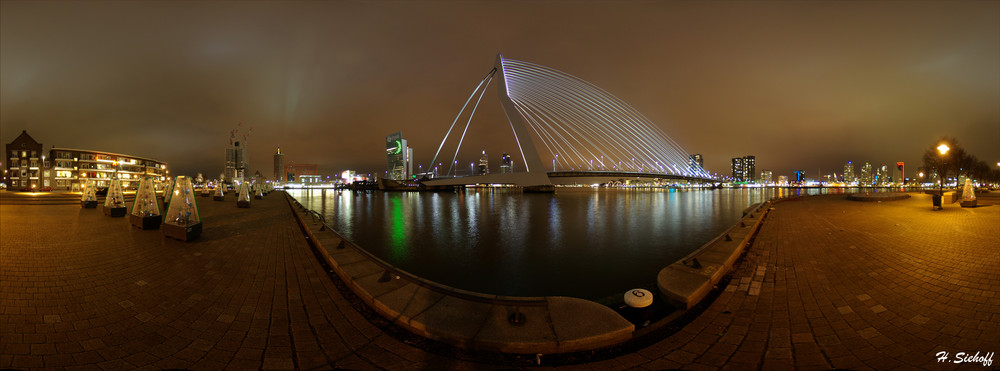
[422,54,715,188]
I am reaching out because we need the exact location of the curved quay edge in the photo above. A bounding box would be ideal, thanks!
[284,194,634,355]
[657,200,773,309]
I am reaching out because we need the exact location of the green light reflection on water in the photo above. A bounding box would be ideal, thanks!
[386,193,408,262]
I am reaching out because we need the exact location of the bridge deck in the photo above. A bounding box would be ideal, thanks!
[422,171,714,187]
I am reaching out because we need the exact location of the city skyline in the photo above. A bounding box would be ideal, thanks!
[2,1,998,179]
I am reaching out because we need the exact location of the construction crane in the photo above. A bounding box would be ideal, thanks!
[229,122,253,144]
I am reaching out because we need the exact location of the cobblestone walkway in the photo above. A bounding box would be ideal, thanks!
[0,193,487,370]
[608,193,1000,370]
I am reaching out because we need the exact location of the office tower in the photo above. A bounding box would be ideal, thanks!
[731,155,756,182]
[273,147,284,184]
[500,153,513,174]
[844,161,856,184]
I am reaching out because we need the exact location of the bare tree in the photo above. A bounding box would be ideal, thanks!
[922,137,998,186]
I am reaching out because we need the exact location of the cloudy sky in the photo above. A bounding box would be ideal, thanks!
[2,1,997,179]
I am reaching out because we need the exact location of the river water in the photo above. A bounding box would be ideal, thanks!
[287,187,843,300]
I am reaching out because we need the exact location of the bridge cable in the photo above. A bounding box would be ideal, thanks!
[428,67,497,176]
[448,69,495,176]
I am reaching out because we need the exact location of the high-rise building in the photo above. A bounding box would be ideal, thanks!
[731,155,756,183]
[226,140,249,183]
[499,153,513,174]
[731,158,741,181]
[689,154,704,174]
[477,151,489,175]
[793,170,805,184]
[843,161,856,184]
[273,147,284,184]
[877,164,890,186]
[759,169,773,184]
[385,132,411,180]
[860,162,873,185]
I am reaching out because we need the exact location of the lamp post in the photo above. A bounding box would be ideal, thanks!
[936,144,950,210]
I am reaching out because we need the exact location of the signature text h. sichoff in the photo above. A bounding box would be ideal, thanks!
[936,351,994,367]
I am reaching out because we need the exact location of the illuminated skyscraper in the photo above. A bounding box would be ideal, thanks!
[273,147,284,183]
[877,164,890,186]
[759,169,773,184]
[731,155,756,183]
[476,151,490,175]
[499,153,513,174]
[860,162,873,185]
[385,132,411,180]
[689,154,704,174]
[843,161,856,184]
[478,151,489,175]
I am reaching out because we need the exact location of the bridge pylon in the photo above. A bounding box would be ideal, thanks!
[494,53,552,186]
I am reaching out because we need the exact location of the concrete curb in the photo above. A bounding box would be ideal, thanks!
[656,201,771,309]
[284,194,634,354]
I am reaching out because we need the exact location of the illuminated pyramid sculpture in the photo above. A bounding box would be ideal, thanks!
[102,178,128,217]
[162,180,175,210]
[200,182,212,197]
[960,178,977,208]
[130,176,161,230]
[253,182,264,199]
[237,182,251,208]
[81,181,98,208]
[162,176,202,241]
[213,183,225,201]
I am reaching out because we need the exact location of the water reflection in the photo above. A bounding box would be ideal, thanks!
[289,187,846,299]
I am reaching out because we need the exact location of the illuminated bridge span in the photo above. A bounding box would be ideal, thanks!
[426,54,713,187]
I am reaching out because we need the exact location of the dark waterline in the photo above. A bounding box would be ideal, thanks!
[287,187,846,300]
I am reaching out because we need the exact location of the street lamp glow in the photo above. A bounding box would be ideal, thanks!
[937,144,950,155]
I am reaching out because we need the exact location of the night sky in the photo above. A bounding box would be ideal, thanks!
[2,1,998,180]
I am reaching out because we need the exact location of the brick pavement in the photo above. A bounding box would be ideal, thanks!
[2,191,998,370]
[0,192,487,370]
[610,193,1000,370]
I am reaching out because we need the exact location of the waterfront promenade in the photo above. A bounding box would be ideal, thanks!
[0,192,491,369]
[1,190,997,369]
